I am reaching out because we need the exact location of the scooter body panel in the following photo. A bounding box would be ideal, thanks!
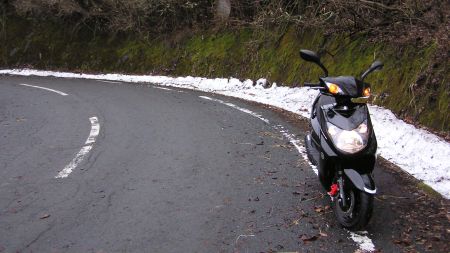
[307,93,377,190]
[344,169,376,194]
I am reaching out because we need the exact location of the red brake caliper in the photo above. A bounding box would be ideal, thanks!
[328,183,339,197]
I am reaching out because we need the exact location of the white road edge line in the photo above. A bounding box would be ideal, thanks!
[98,80,122,84]
[154,86,174,91]
[153,86,185,93]
[349,231,376,252]
[56,116,100,178]
[274,124,318,175]
[199,95,376,253]
[199,96,269,124]
[19,83,68,96]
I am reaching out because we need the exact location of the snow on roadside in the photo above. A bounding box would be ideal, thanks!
[1,68,449,198]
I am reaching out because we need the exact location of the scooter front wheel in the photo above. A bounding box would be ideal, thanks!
[333,185,373,230]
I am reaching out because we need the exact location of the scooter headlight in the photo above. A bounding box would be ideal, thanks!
[326,121,369,154]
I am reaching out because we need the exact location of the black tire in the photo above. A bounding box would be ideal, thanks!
[332,185,373,230]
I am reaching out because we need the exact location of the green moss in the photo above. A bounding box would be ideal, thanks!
[418,182,442,198]
[2,16,448,132]
[182,31,241,76]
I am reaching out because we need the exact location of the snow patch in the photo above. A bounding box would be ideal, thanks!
[2,68,449,198]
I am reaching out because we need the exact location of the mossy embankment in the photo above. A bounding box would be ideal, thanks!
[1,16,448,133]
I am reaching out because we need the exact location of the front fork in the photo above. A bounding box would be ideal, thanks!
[328,165,348,208]
[337,171,346,207]
[328,163,377,205]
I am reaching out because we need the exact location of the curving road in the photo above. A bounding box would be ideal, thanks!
[0,75,448,252]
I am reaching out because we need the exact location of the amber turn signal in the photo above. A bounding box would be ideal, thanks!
[363,87,371,97]
[328,83,340,94]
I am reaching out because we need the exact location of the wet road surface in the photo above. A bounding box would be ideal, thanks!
[0,75,448,252]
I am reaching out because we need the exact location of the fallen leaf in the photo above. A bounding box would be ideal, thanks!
[393,239,411,246]
[300,234,318,243]
[275,244,284,250]
[40,214,50,219]
[314,206,323,213]
[223,197,232,204]
[319,232,328,237]
[430,235,441,241]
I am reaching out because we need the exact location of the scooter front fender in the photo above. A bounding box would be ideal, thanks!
[344,169,376,194]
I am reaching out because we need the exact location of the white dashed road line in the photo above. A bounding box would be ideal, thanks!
[16,83,101,178]
[19,83,68,96]
[199,95,376,253]
[56,116,100,178]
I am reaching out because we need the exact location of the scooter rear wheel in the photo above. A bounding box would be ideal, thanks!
[333,185,373,230]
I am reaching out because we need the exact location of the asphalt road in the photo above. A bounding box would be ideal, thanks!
[0,75,448,253]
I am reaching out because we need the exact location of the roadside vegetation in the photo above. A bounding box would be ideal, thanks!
[1,0,449,134]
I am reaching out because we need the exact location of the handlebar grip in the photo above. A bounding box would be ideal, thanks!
[304,82,321,87]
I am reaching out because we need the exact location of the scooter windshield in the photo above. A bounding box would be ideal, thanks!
[321,76,365,97]
[323,104,368,131]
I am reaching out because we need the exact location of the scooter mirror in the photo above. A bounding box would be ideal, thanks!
[370,60,383,71]
[300,50,320,63]
[361,60,383,81]
[299,49,329,77]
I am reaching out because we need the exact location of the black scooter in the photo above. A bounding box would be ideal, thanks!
[300,49,383,230]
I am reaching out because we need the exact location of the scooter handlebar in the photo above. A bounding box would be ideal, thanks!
[304,82,321,87]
